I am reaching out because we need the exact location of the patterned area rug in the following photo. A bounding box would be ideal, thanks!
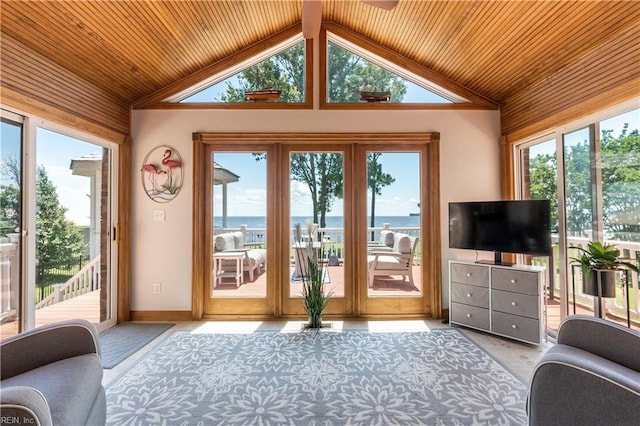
[106,329,528,425]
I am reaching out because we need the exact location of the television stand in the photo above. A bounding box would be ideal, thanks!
[475,251,513,266]
[449,260,547,344]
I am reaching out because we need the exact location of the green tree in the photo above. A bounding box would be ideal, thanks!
[290,153,344,228]
[241,43,403,224]
[528,124,640,241]
[601,124,640,241]
[368,153,395,240]
[327,42,407,102]
[35,165,86,264]
[0,155,21,239]
[528,153,558,233]
[218,43,305,102]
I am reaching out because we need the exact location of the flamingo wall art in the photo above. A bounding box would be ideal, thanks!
[140,146,183,202]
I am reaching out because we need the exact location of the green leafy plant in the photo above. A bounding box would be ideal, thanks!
[294,222,333,327]
[571,241,638,298]
[571,241,639,274]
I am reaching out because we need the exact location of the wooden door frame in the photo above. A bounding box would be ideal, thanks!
[355,142,442,318]
[192,132,442,320]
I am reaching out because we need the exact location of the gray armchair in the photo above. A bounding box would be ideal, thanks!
[0,319,106,426]
[527,315,640,426]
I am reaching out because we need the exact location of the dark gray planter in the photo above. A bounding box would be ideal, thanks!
[582,270,617,298]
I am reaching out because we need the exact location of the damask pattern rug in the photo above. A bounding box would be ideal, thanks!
[105,329,528,425]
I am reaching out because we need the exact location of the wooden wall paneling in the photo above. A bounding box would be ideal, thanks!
[3,1,638,111]
[501,24,640,143]
[320,23,498,109]
[0,34,129,143]
[133,25,311,109]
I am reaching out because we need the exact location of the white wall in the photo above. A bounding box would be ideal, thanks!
[130,109,501,311]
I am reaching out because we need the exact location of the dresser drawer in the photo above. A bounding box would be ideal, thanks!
[492,311,541,343]
[451,282,489,308]
[450,263,489,287]
[451,302,490,331]
[492,290,539,319]
[491,268,539,295]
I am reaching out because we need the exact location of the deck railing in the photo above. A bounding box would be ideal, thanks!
[0,236,20,322]
[536,236,640,322]
[214,223,422,261]
[35,256,101,310]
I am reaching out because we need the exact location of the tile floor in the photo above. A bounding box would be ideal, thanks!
[102,320,552,386]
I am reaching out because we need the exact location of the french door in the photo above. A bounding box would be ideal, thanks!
[203,145,275,317]
[195,133,441,320]
[0,112,118,337]
[358,144,430,316]
[280,144,353,318]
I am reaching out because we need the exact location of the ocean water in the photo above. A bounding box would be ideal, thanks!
[214,216,420,229]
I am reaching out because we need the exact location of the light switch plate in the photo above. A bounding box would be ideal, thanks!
[153,209,166,221]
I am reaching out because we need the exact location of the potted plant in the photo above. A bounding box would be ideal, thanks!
[294,222,332,328]
[571,241,639,297]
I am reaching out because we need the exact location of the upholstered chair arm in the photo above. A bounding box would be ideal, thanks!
[0,386,53,426]
[528,344,640,426]
[0,319,100,380]
[556,315,640,372]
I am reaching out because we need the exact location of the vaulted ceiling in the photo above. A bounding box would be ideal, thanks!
[2,0,638,108]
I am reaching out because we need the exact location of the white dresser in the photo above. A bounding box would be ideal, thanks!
[449,260,547,344]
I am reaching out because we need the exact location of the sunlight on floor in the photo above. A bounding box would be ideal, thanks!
[189,319,434,334]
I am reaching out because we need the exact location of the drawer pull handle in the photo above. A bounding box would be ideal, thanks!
[466,273,471,277]
[512,324,517,329]
[511,302,517,306]
[466,293,472,297]
[510,279,516,284]
[466,314,472,318]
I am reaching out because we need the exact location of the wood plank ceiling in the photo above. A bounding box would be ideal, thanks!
[1,0,638,107]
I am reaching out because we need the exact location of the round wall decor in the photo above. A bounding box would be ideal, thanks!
[140,146,183,203]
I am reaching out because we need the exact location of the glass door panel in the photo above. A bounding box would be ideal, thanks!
[366,152,422,296]
[288,152,345,298]
[600,110,640,328]
[361,148,425,315]
[563,127,597,318]
[0,115,24,337]
[282,147,351,318]
[519,139,561,332]
[34,128,113,327]
[206,149,272,317]
[211,152,267,298]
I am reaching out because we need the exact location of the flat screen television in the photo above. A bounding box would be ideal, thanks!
[449,200,552,265]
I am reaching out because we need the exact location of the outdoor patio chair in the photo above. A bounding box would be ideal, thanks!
[214,231,266,282]
[367,230,395,252]
[367,234,418,288]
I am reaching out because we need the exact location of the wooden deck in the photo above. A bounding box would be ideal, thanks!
[0,290,101,339]
[212,264,422,299]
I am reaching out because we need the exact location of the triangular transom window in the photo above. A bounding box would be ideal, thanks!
[169,37,307,104]
[326,33,468,104]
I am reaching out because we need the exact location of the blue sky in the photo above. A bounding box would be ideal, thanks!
[213,152,421,217]
[36,129,98,226]
[530,109,639,157]
[0,127,99,226]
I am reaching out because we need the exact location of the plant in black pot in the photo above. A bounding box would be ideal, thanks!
[571,241,639,298]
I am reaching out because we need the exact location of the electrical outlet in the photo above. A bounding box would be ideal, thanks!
[153,282,162,294]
